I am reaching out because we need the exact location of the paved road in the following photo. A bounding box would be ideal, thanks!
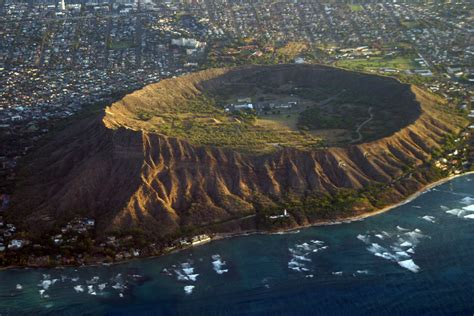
[351,106,373,144]
[317,89,346,106]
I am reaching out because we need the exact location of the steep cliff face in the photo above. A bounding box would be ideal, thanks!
[9,65,467,238]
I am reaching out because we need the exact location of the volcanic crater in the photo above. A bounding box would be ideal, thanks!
[9,64,468,239]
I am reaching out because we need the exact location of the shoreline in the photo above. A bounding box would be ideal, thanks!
[2,171,473,272]
[211,170,474,240]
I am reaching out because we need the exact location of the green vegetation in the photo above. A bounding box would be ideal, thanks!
[349,4,364,12]
[396,73,436,86]
[275,41,309,62]
[400,19,424,29]
[107,40,135,50]
[335,55,418,72]
[136,110,153,121]
[256,145,467,232]
[298,106,354,130]
[204,38,318,68]
[256,187,372,230]
[130,90,328,153]
[114,66,423,153]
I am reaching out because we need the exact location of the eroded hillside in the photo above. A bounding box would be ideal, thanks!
[8,65,468,240]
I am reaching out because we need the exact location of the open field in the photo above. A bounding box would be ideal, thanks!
[108,40,135,50]
[135,95,324,154]
[257,113,299,131]
[335,55,418,72]
[400,19,424,29]
[276,41,309,60]
[349,4,364,12]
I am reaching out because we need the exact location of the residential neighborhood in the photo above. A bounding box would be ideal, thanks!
[1,1,473,196]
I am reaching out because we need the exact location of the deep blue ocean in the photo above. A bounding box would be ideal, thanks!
[1,174,473,315]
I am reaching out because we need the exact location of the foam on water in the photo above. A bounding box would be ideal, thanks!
[184,285,195,295]
[288,240,328,275]
[111,283,126,290]
[175,270,188,281]
[39,280,52,290]
[421,215,436,223]
[211,254,229,274]
[462,204,474,212]
[446,208,465,217]
[315,246,328,252]
[187,274,199,281]
[109,273,127,292]
[397,259,420,273]
[374,252,397,260]
[367,243,388,254]
[0,174,470,313]
[174,261,199,282]
[87,285,97,295]
[86,276,100,285]
[357,226,425,273]
[357,234,370,244]
[293,255,311,262]
[182,267,194,275]
[390,245,403,252]
[395,251,410,258]
[403,229,427,246]
[460,197,474,205]
[181,262,192,270]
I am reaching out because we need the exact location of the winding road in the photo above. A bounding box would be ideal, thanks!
[351,106,373,144]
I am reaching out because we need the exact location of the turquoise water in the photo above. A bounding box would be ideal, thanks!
[1,174,474,315]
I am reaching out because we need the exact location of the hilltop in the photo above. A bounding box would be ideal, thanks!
[103,65,422,153]
[5,65,469,264]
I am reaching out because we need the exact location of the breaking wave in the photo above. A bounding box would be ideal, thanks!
[357,226,427,273]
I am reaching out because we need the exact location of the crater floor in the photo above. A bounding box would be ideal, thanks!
[104,65,422,154]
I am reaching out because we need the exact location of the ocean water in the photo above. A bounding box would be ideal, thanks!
[1,174,474,315]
